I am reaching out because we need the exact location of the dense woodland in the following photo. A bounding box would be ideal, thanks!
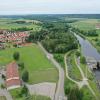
[28,22,78,53]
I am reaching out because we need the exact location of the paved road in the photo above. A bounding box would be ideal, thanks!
[38,42,66,100]
[0,89,13,100]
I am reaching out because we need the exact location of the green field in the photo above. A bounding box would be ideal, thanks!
[0,44,58,84]
[0,18,41,31]
[71,19,100,31]
[10,88,51,100]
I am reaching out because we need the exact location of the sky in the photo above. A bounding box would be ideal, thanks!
[0,0,100,15]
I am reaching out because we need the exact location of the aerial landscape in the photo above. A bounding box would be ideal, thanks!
[0,0,100,100]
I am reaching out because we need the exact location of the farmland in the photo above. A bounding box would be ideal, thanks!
[0,44,58,84]
[0,18,41,32]
[71,19,100,51]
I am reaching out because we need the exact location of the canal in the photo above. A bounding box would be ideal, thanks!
[74,33,100,85]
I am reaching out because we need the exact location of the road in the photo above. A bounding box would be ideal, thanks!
[38,42,66,100]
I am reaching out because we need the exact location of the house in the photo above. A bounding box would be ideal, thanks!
[96,24,100,29]
[0,29,29,45]
[6,61,21,90]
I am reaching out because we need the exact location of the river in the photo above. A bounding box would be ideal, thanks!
[74,33,100,84]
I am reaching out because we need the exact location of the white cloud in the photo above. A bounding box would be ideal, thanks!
[0,0,100,14]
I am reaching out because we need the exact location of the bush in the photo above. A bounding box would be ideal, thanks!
[1,84,5,89]
[76,51,81,57]
[20,85,28,97]
[22,70,29,82]
[13,52,20,61]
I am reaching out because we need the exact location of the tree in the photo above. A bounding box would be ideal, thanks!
[20,85,28,97]
[68,87,83,100]
[22,70,29,82]
[76,51,81,57]
[13,52,20,61]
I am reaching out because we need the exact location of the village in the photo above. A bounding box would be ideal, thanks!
[0,29,29,49]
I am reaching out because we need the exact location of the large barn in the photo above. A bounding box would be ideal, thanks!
[6,61,21,90]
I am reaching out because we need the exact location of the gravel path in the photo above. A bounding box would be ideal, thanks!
[38,42,66,100]
[65,52,97,99]
[27,82,56,100]
[0,89,13,100]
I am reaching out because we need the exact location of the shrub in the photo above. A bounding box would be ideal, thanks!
[22,70,29,82]
[13,52,20,61]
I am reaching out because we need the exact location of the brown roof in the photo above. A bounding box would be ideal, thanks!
[6,61,21,88]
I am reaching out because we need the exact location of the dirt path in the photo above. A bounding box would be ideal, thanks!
[38,42,66,100]
[64,53,97,99]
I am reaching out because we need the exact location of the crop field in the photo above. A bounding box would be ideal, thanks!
[71,19,100,31]
[0,44,58,84]
[0,18,41,31]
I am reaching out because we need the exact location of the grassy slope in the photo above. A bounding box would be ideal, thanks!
[67,51,82,81]
[0,44,58,84]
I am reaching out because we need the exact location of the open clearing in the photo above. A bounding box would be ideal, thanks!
[0,44,58,84]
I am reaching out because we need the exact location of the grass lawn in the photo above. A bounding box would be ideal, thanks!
[0,44,58,84]
[0,96,6,100]
[10,88,51,100]
[66,51,82,81]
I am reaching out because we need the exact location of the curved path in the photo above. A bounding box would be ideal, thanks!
[38,42,66,100]
[64,52,97,99]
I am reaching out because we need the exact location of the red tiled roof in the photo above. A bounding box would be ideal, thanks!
[6,61,21,88]
[6,79,21,87]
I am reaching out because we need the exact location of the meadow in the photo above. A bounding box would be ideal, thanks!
[0,44,58,84]
[0,18,41,32]
[71,19,100,31]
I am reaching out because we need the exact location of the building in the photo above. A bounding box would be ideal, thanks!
[0,29,29,45]
[6,61,21,90]
[96,24,100,29]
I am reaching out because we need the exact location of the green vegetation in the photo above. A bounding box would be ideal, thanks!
[54,54,64,68]
[0,96,6,100]
[22,70,29,82]
[0,18,41,32]
[10,87,51,100]
[67,51,82,81]
[68,86,83,100]
[0,44,58,84]
[71,18,100,52]
[80,86,96,100]
[13,52,20,61]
